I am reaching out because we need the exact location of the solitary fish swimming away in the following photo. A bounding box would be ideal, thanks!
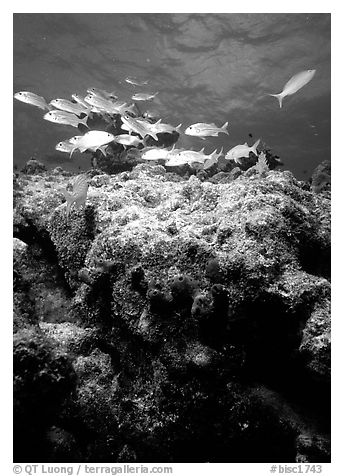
[14,91,51,111]
[43,110,89,128]
[185,121,229,138]
[61,174,89,219]
[225,139,261,163]
[131,92,158,101]
[268,69,316,108]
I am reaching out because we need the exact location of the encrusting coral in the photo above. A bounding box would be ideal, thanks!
[13,162,330,462]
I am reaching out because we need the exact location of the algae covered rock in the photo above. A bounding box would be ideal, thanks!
[21,158,47,175]
[311,160,331,194]
[13,165,330,462]
[14,327,76,461]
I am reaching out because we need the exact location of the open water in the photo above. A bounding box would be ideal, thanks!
[13,13,331,178]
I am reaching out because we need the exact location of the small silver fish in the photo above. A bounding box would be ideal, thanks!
[43,110,89,128]
[225,139,260,163]
[70,131,115,156]
[146,120,183,135]
[55,136,108,156]
[142,109,159,121]
[203,148,224,169]
[55,138,81,154]
[113,134,143,147]
[14,91,51,111]
[165,148,208,167]
[121,115,158,141]
[185,121,229,138]
[49,98,89,116]
[268,69,316,108]
[131,92,158,101]
[71,93,93,109]
[140,147,173,161]
[61,174,89,219]
[84,94,128,115]
[125,77,148,86]
[87,87,118,100]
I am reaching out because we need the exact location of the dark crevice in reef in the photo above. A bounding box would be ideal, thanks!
[298,241,331,280]
[225,293,330,437]
[14,216,58,262]
[13,215,74,297]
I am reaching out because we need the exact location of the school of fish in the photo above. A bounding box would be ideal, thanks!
[14,69,316,175]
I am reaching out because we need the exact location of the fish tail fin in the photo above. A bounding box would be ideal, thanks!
[98,145,108,157]
[208,149,217,159]
[251,139,261,156]
[214,147,223,159]
[268,93,283,108]
[61,189,73,218]
[221,121,229,134]
[176,123,183,132]
[79,116,90,128]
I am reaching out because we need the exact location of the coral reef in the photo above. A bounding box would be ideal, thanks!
[13,162,330,462]
[21,158,48,175]
[311,160,331,194]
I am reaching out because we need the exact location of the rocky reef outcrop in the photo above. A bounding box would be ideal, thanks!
[13,163,330,462]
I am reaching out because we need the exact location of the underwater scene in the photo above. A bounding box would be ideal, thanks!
[13,13,331,464]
